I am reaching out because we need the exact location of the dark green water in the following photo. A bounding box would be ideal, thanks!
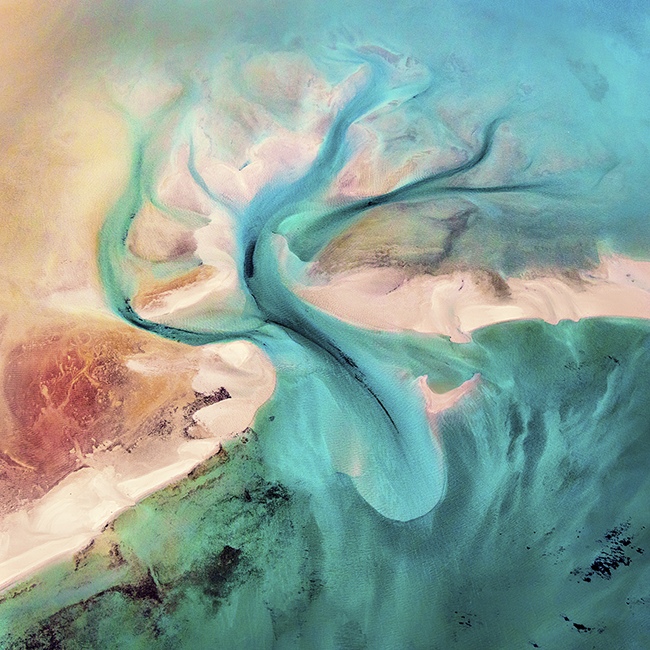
[2,320,650,648]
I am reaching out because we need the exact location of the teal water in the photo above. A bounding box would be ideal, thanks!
[3,0,650,647]
[2,320,650,648]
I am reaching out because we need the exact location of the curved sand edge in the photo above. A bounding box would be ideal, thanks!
[296,254,650,342]
[0,438,220,593]
[0,340,276,594]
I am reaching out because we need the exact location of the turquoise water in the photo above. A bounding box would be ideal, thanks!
[2,320,650,648]
[3,0,650,647]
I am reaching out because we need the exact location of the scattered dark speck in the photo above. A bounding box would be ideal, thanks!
[454,611,478,629]
[572,521,637,582]
[153,418,173,437]
[562,615,597,634]
[107,542,126,569]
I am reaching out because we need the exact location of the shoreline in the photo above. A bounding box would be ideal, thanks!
[297,254,650,342]
[0,438,220,593]
[0,339,276,594]
[3,253,650,595]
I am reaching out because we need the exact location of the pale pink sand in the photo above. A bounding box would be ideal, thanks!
[186,52,343,207]
[0,340,275,592]
[297,255,650,342]
[2,39,639,596]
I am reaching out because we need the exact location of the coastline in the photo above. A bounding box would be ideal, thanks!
[0,438,220,593]
[297,254,650,342]
[0,338,276,594]
[3,252,650,594]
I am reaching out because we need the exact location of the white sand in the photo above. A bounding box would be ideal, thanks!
[297,254,650,342]
[0,439,219,593]
[0,340,275,593]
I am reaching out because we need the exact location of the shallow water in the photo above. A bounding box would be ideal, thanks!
[2,0,650,648]
[2,319,650,648]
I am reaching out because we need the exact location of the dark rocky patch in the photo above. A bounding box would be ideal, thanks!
[152,417,173,437]
[108,569,162,603]
[8,624,65,650]
[107,542,127,569]
[571,521,641,582]
[183,387,231,421]
[238,479,292,513]
[200,545,243,600]
[8,570,164,650]
[73,540,95,571]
